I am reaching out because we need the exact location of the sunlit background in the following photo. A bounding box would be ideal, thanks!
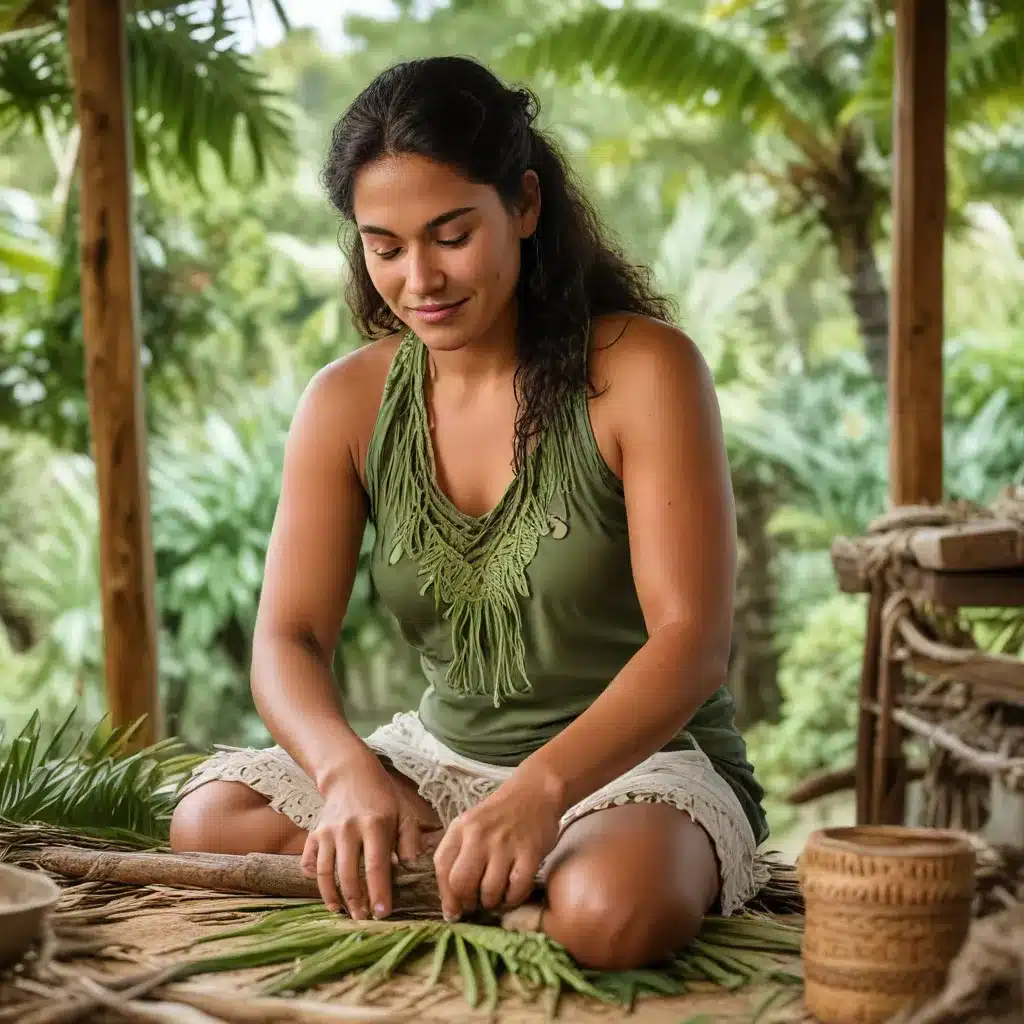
[2,0,1022,857]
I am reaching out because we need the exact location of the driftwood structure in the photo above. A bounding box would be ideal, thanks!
[831,497,1024,830]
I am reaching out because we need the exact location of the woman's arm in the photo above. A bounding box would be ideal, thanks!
[250,360,371,792]
[513,317,737,810]
[253,351,426,919]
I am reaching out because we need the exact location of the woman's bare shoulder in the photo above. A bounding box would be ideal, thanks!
[289,335,404,485]
[588,313,712,420]
[589,313,704,383]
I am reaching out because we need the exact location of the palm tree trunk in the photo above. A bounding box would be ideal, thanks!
[833,215,890,381]
[729,467,781,728]
[822,138,891,381]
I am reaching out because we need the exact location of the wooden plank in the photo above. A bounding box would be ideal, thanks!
[905,654,1024,706]
[889,0,947,505]
[901,566,1024,608]
[67,0,161,748]
[909,520,1024,571]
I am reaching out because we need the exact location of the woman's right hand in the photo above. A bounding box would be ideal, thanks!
[300,748,421,920]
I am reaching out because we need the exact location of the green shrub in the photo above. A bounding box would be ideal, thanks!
[747,593,865,832]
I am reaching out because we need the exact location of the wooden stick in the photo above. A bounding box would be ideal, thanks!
[37,847,445,916]
[890,710,1024,779]
[786,763,926,805]
[856,584,885,824]
[157,985,403,1022]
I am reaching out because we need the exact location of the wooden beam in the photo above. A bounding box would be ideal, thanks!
[889,0,947,505]
[67,0,161,748]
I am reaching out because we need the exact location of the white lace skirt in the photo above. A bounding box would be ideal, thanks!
[177,711,768,915]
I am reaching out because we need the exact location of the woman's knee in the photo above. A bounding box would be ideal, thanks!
[169,780,299,855]
[543,858,705,970]
[538,805,719,970]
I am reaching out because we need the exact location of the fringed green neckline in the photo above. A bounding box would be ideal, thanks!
[368,333,583,706]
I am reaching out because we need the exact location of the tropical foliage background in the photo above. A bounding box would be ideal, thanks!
[2,0,1023,842]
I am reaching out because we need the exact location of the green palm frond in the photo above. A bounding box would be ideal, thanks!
[948,13,1024,126]
[0,23,71,135]
[0,4,294,186]
[0,708,206,841]
[0,0,52,34]
[958,131,1024,199]
[127,8,294,184]
[169,905,802,1013]
[0,0,291,35]
[845,7,1024,148]
[501,8,833,164]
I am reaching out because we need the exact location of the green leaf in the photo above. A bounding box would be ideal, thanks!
[501,8,831,156]
[0,5,294,187]
[0,709,201,839]
[948,13,1024,127]
[126,8,294,186]
[173,909,802,1013]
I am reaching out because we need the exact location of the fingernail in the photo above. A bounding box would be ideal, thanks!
[443,912,459,923]
[373,903,387,919]
[326,902,340,913]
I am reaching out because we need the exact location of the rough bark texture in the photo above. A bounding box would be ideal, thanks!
[37,846,455,918]
[843,218,891,383]
[821,130,892,383]
[729,468,781,728]
[67,0,161,747]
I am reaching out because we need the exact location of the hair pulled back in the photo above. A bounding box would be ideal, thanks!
[321,56,673,470]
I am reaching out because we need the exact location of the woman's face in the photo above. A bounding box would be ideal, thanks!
[352,153,539,352]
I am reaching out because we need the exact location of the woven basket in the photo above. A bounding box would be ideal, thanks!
[799,826,975,1024]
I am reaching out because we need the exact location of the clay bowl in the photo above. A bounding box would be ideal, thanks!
[799,825,975,1024]
[0,862,62,968]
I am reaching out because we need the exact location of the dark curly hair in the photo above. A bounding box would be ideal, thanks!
[321,56,674,471]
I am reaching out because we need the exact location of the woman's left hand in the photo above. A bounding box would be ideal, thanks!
[432,775,563,920]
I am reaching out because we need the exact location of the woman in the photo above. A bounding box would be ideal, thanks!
[171,55,769,972]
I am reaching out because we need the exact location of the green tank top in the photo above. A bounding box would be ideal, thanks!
[365,333,768,844]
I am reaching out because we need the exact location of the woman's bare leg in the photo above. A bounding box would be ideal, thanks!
[169,768,440,857]
[530,802,721,971]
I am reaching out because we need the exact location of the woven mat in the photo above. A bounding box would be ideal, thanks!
[0,880,809,1023]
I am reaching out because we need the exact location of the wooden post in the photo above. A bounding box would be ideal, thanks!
[67,0,161,748]
[889,0,947,505]
[855,585,884,825]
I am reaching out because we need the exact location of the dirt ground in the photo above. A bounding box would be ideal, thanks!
[2,890,810,1023]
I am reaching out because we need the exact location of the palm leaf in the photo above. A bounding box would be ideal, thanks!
[0,23,72,136]
[0,0,291,34]
[501,8,832,164]
[958,130,1024,199]
[845,7,1024,147]
[168,906,802,1011]
[0,220,56,275]
[0,707,206,841]
[126,8,294,185]
[0,4,294,185]
[948,12,1024,126]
